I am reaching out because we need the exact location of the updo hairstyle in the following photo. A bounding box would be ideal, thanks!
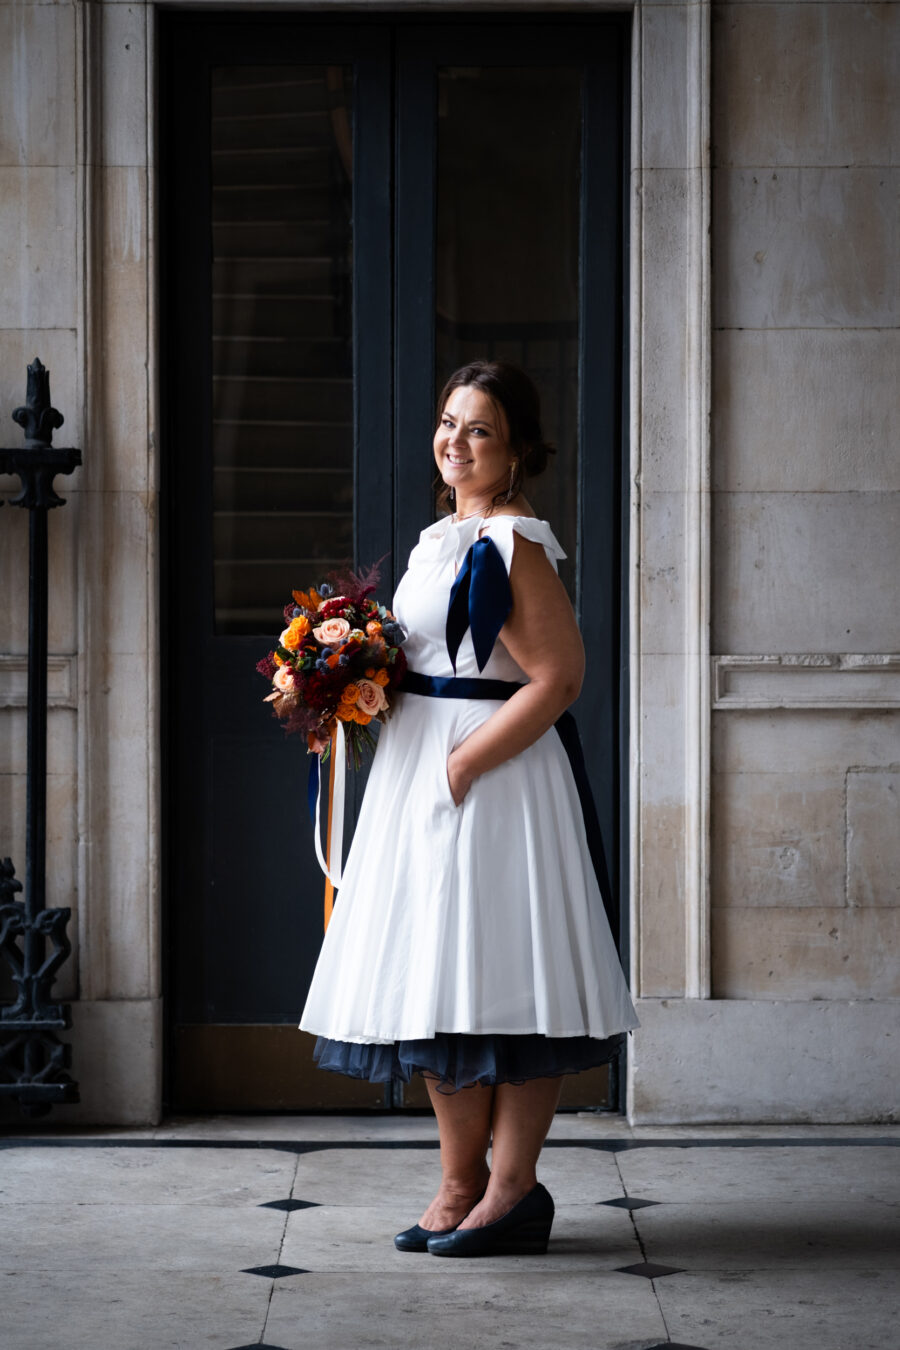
[435,359,556,515]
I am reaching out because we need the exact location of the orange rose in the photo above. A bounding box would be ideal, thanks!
[280,615,310,651]
[373,669,389,687]
[341,682,360,705]
[353,709,372,725]
[366,621,383,636]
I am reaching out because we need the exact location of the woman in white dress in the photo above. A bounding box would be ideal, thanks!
[300,360,639,1257]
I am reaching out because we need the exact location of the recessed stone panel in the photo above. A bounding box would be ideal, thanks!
[0,486,80,652]
[713,707,900,777]
[629,996,900,1123]
[713,166,899,329]
[0,767,77,866]
[0,166,77,328]
[846,767,900,907]
[711,770,845,908]
[0,3,77,167]
[0,704,77,776]
[712,491,900,654]
[712,904,900,998]
[713,3,900,169]
[713,329,900,492]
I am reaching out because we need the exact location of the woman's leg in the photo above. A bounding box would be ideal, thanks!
[460,1075,563,1228]
[418,1079,494,1230]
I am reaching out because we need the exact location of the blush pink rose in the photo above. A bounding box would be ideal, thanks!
[313,617,351,645]
[356,677,388,715]
[273,665,294,693]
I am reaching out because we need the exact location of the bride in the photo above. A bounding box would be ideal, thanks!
[300,359,638,1257]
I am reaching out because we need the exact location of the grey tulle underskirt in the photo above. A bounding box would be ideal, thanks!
[313,1031,625,1093]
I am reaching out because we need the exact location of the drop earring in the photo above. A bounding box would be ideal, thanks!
[505,462,516,504]
[450,485,456,508]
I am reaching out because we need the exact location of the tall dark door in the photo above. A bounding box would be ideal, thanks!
[160,15,629,1111]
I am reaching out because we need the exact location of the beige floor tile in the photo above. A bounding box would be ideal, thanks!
[0,1269,268,1350]
[264,1269,667,1350]
[617,1145,900,1204]
[280,1202,641,1274]
[636,1199,900,1271]
[0,1145,297,1207]
[656,1269,900,1350]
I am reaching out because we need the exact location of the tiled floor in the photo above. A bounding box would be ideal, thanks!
[1,1115,898,1349]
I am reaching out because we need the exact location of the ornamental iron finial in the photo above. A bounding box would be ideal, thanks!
[12,357,65,448]
[1,358,81,509]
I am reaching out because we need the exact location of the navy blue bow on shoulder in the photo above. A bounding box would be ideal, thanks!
[446,536,513,673]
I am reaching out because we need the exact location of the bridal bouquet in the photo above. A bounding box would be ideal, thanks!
[255,563,407,765]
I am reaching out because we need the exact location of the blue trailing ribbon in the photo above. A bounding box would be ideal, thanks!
[307,752,319,824]
[446,537,512,673]
[399,670,620,953]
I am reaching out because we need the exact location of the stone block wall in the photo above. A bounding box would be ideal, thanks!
[709,1,900,1007]
[0,0,83,1004]
[0,0,161,1124]
[1,0,897,1123]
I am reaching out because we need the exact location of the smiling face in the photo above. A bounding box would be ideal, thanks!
[433,384,516,512]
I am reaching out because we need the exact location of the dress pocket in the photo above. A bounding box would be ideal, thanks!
[441,757,463,810]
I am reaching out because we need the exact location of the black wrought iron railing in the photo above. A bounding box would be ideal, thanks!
[0,359,81,1116]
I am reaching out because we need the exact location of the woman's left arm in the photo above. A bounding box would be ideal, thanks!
[447,534,585,805]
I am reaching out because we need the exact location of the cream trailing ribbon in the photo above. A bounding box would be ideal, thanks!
[313,719,346,889]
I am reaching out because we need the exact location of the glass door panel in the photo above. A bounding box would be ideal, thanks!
[435,66,582,599]
[162,16,625,1111]
[162,19,392,1110]
[211,65,354,635]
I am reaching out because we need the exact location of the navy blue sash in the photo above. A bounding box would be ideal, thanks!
[399,669,619,953]
[446,536,512,673]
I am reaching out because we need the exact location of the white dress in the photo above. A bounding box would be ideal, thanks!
[299,513,639,1067]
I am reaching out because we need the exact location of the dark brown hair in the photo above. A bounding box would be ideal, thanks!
[434,359,556,515]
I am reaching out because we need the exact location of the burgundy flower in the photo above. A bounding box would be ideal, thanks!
[256,653,277,680]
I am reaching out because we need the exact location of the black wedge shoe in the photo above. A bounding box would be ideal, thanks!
[394,1221,458,1253]
[426,1183,554,1258]
[395,1185,490,1252]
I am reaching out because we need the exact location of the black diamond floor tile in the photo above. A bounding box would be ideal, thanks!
[258,1197,320,1212]
[241,1264,309,1279]
[614,1261,685,1279]
[598,1196,661,1210]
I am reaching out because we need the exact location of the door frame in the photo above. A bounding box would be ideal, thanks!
[61,0,714,1125]
[158,10,633,1112]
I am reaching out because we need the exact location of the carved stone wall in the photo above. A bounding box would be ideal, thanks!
[1,0,897,1123]
[708,0,900,1017]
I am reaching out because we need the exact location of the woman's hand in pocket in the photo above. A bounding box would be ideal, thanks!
[446,748,474,807]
